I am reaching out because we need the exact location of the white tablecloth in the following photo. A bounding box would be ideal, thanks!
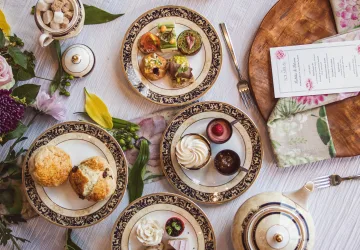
[1,0,360,249]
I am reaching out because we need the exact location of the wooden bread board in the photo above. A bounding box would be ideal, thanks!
[248,0,360,157]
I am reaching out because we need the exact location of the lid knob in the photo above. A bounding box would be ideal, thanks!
[274,234,283,243]
[71,54,81,64]
[266,225,290,249]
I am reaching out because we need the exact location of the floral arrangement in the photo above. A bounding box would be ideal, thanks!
[0,4,125,249]
[0,28,67,249]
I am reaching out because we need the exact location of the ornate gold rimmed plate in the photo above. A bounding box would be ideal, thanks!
[160,101,263,204]
[121,5,222,106]
[22,121,128,228]
[111,192,216,250]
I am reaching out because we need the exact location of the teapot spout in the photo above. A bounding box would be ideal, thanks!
[283,181,314,210]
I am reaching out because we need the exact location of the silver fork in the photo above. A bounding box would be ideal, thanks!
[219,23,253,109]
[312,174,360,189]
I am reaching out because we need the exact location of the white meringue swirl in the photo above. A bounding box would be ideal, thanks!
[175,134,210,169]
[136,218,164,246]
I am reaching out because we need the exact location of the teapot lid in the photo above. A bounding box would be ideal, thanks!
[232,192,315,250]
[62,44,95,78]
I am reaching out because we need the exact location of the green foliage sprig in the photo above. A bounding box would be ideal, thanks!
[128,139,150,203]
[0,31,35,83]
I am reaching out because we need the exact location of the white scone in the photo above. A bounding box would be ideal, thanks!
[29,145,72,187]
[69,156,116,202]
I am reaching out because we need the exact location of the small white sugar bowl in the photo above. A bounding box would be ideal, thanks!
[34,0,85,47]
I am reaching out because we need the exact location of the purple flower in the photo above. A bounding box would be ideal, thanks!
[33,91,66,121]
[0,89,25,135]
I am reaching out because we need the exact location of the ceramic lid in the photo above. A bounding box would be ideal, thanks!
[62,44,95,78]
[232,192,315,250]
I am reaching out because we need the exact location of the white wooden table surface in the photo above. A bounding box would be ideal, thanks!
[1,0,360,249]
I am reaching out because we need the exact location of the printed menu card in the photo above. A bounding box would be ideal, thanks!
[270,40,360,98]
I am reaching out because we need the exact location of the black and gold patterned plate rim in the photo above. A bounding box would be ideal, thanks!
[121,5,222,106]
[22,121,128,228]
[110,192,216,250]
[160,101,263,204]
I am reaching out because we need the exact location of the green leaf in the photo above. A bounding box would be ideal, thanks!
[8,47,28,69]
[13,50,36,82]
[16,67,35,81]
[11,84,40,105]
[3,214,26,224]
[319,106,326,117]
[65,229,82,250]
[128,139,150,203]
[0,188,14,207]
[83,5,124,25]
[316,118,330,145]
[50,40,62,95]
[0,218,29,250]
[50,69,61,95]
[0,29,5,48]
[0,122,27,146]
[143,174,164,182]
[30,6,35,15]
[4,185,22,214]
[329,140,336,157]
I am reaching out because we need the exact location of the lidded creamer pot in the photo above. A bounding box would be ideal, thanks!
[232,182,315,250]
[34,0,85,47]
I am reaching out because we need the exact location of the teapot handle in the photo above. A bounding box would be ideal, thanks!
[39,33,54,47]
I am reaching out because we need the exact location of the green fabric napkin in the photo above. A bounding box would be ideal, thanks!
[268,29,360,167]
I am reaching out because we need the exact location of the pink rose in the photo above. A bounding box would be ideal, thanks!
[275,50,286,60]
[0,55,13,88]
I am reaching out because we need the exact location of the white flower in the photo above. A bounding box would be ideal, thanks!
[0,55,14,90]
[33,91,66,121]
[136,218,164,246]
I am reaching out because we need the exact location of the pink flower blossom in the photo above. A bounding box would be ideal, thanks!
[341,10,352,19]
[340,19,349,27]
[306,79,314,91]
[33,91,66,120]
[0,55,14,88]
[336,0,360,29]
[294,95,328,105]
[275,50,286,60]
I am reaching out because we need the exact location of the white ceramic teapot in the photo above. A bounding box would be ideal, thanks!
[232,182,315,250]
[34,0,85,47]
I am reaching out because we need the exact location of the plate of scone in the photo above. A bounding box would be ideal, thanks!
[111,192,216,250]
[161,101,263,204]
[22,121,128,228]
[121,5,222,106]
